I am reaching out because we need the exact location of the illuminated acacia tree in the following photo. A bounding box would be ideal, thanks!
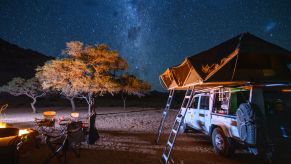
[0,77,46,113]
[36,59,86,111]
[119,74,151,109]
[64,42,128,114]
[37,41,128,114]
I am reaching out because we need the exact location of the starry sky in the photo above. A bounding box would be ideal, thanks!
[1,0,291,90]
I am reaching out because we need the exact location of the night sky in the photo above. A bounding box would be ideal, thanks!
[1,0,291,90]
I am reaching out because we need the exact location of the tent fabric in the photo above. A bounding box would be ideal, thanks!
[160,68,178,89]
[160,32,291,90]
[170,59,192,86]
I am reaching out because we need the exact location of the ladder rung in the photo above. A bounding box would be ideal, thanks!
[175,118,181,124]
[172,129,177,134]
[175,119,181,124]
[167,141,173,147]
[185,96,191,99]
[166,104,170,107]
[162,154,168,161]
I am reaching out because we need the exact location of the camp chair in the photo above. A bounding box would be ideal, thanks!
[0,104,8,119]
[34,118,56,135]
[67,121,85,156]
[0,127,21,164]
[44,121,85,164]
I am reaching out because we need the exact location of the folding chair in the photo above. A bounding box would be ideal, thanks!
[44,121,85,164]
[67,121,85,157]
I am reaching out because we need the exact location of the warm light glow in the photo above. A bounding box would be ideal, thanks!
[19,129,30,136]
[282,89,291,92]
[0,122,6,128]
[71,112,79,118]
[43,111,56,118]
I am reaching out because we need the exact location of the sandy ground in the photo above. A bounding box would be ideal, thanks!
[0,107,279,163]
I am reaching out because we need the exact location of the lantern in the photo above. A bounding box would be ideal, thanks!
[43,111,56,119]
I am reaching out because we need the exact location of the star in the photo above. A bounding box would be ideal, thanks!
[0,0,291,90]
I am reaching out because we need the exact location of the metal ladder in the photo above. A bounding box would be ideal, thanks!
[161,89,195,163]
[156,89,175,144]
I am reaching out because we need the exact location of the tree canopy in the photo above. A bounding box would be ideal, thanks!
[119,74,151,108]
[120,74,151,97]
[36,59,87,111]
[0,77,45,113]
[37,42,129,113]
[37,41,151,113]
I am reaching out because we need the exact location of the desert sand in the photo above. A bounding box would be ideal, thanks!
[2,107,271,163]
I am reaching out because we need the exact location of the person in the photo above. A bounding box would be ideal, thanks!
[88,111,99,145]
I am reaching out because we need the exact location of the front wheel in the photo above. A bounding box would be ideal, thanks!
[211,128,235,157]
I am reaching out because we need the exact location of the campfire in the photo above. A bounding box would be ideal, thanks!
[0,122,32,136]
[18,129,32,136]
[0,122,7,128]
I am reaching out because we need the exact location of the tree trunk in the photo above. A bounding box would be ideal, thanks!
[31,98,37,113]
[69,97,76,111]
[88,102,91,114]
[122,96,127,109]
[92,97,96,113]
[87,93,93,114]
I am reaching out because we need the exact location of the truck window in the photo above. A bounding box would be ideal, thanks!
[212,93,229,114]
[212,93,228,114]
[229,91,249,115]
[229,93,238,115]
[200,96,209,110]
[191,97,199,109]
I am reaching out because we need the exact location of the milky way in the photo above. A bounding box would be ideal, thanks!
[1,0,291,90]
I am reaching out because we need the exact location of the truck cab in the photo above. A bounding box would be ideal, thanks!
[184,93,212,133]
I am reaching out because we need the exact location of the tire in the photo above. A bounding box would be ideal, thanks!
[211,128,235,157]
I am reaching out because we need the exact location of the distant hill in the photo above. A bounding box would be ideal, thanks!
[0,38,53,85]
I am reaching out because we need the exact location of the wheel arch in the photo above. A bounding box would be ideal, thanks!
[209,124,231,137]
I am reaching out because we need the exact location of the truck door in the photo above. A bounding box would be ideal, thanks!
[204,93,213,133]
[187,95,201,130]
[198,95,210,131]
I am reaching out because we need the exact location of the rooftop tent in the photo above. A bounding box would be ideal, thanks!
[160,32,291,90]
[160,68,179,89]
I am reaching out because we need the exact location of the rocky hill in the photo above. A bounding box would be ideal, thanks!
[0,38,53,85]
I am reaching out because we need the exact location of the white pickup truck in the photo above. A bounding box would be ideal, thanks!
[181,87,291,158]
